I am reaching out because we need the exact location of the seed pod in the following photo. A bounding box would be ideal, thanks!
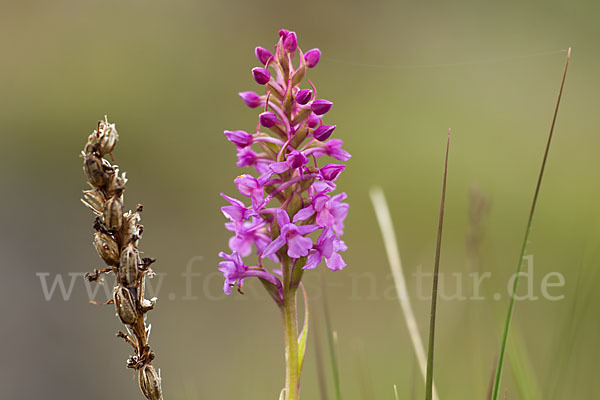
[119,243,140,287]
[104,195,123,231]
[105,168,126,195]
[139,364,163,400]
[114,286,137,325]
[96,119,118,156]
[83,154,107,188]
[93,232,119,266]
[122,211,141,244]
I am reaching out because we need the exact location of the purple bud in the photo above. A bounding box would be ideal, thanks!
[308,112,321,128]
[259,111,279,128]
[284,31,298,52]
[296,89,312,105]
[304,48,321,68]
[255,46,273,65]
[224,130,253,148]
[252,67,271,85]
[279,29,289,38]
[238,91,261,108]
[313,125,336,141]
[320,164,345,181]
[311,99,333,115]
[288,151,309,169]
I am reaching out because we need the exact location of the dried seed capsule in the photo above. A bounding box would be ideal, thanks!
[83,154,107,188]
[93,232,119,266]
[96,119,118,156]
[139,364,163,400]
[119,243,140,287]
[114,286,137,325]
[122,211,141,244]
[104,195,123,231]
[105,168,126,195]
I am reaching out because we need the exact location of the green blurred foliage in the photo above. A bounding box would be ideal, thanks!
[1,0,599,398]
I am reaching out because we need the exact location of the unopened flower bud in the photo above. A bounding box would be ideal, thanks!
[255,46,273,65]
[320,164,345,181]
[94,231,119,266]
[104,195,123,231]
[311,99,333,115]
[252,67,271,85]
[313,124,336,141]
[114,286,138,325]
[295,89,312,105]
[238,91,262,108]
[120,243,140,287]
[304,48,321,68]
[284,31,297,52]
[139,364,163,400]
[259,111,279,128]
[224,130,253,148]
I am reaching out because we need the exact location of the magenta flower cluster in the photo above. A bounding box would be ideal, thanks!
[219,29,351,298]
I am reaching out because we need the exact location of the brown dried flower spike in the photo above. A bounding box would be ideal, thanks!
[81,116,163,400]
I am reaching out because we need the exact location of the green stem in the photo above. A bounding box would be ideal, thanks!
[280,255,300,400]
[282,287,300,400]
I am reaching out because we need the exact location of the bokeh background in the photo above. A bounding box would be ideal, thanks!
[2,0,599,398]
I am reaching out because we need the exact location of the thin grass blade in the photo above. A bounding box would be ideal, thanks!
[424,129,452,400]
[491,47,572,399]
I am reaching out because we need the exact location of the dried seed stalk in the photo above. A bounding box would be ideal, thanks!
[81,116,163,400]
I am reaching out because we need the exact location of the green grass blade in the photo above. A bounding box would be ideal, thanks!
[424,129,452,400]
[491,47,571,399]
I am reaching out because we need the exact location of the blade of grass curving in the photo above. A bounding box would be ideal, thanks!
[491,47,571,400]
[321,272,342,400]
[369,187,440,400]
[424,129,452,400]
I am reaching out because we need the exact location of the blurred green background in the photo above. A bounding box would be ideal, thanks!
[1,0,599,398]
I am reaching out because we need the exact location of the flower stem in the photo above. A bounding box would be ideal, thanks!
[282,287,300,400]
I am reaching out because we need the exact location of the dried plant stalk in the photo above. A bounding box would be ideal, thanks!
[81,116,163,400]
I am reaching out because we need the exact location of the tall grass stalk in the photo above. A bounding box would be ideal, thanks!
[369,187,439,400]
[424,129,451,400]
[491,47,571,400]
